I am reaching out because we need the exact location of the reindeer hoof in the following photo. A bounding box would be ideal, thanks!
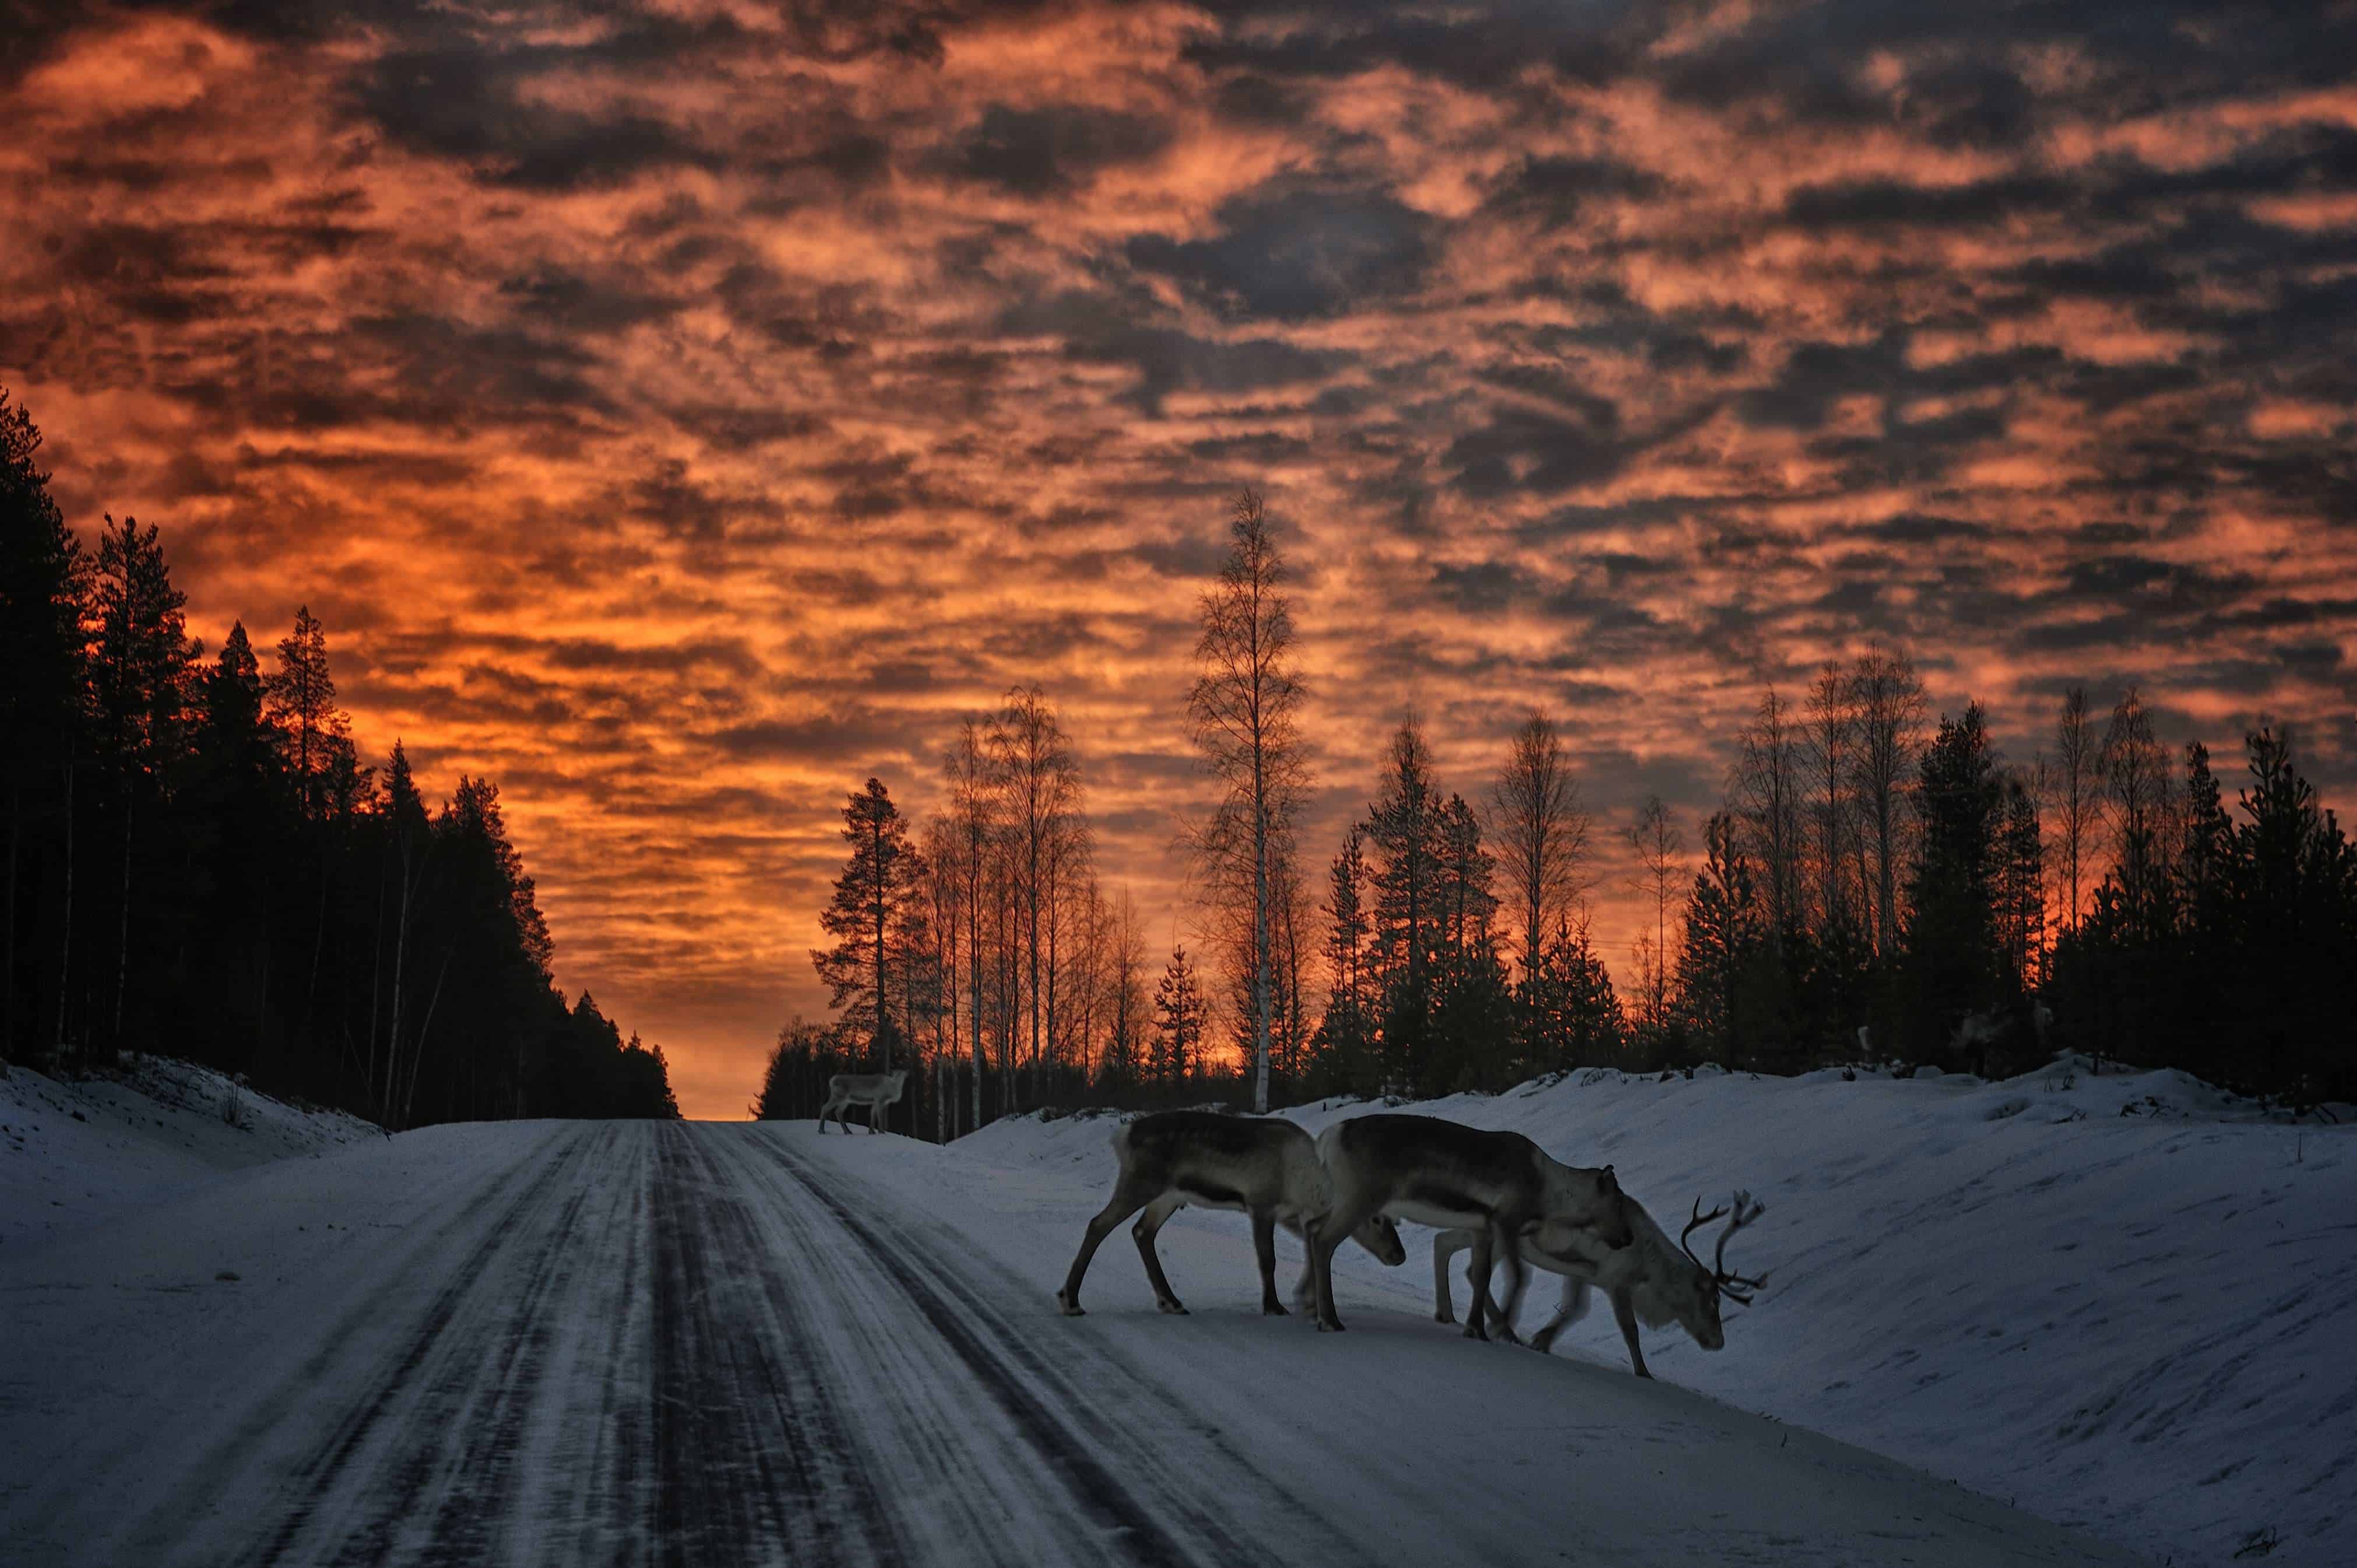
[1263,1302,1289,1316]
[1463,1322,1488,1342]
[1056,1292,1085,1317]
[1498,1327,1523,1347]
[1435,1309,1455,1325]
[1317,1317,1346,1333]
[1532,1330,1560,1354]
[1157,1299,1189,1315]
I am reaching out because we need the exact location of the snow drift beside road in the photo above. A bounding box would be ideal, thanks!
[963,1058,2357,1567]
[1,1055,379,1253]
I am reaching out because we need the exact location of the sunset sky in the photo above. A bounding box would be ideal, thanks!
[6,0,2354,1117]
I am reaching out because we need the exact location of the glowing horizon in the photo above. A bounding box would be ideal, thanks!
[6,1,2353,1118]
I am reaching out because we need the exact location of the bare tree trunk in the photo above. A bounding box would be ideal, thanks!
[54,759,75,1058]
[3,777,17,1061]
[401,949,453,1130]
[114,785,133,1049]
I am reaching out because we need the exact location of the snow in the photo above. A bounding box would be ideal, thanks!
[0,1051,2340,1565]
[966,1058,2357,1566]
[1,1054,381,1253]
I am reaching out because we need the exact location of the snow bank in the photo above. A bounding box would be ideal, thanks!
[1,1055,380,1254]
[962,1058,2356,1567]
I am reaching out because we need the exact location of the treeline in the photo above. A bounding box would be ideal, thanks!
[0,389,678,1124]
[763,491,2351,1131]
[750,696,1160,1135]
[1648,662,2353,1105]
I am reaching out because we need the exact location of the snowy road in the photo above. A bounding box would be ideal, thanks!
[2,1120,2145,1566]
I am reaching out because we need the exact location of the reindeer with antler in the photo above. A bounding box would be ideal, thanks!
[1433,1192,1767,1377]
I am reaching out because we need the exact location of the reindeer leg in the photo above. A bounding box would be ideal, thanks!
[1285,1220,1317,1312]
[1610,1287,1652,1377]
[1251,1208,1287,1315]
[1432,1229,1471,1324]
[1462,1228,1494,1341]
[1132,1195,1189,1313]
[1057,1176,1157,1316]
[1490,1223,1527,1347]
[1531,1278,1591,1354]
[1312,1195,1378,1332]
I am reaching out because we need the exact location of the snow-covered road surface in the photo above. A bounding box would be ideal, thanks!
[2,1119,2142,1567]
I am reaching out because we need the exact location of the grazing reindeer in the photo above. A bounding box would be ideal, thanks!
[1433,1192,1767,1376]
[817,1067,909,1134]
[1307,1115,1633,1337]
[1057,1112,1407,1318]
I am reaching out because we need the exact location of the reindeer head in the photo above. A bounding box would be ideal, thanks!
[1675,1192,1767,1350]
[1355,1212,1408,1267]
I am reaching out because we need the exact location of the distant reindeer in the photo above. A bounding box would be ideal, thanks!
[1307,1114,1633,1337]
[1057,1112,1407,1318]
[817,1067,909,1134]
[1434,1192,1767,1377]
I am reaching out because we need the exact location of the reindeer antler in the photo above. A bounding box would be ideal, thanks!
[1680,1196,1728,1273]
[1711,1191,1768,1305]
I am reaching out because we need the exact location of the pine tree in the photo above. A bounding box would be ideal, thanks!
[1363,719,1444,1090]
[266,607,347,821]
[89,515,197,1046]
[1,390,92,1061]
[1523,919,1626,1070]
[1149,945,1204,1088]
[811,778,926,1067]
[1903,703,2006,1067]
[1676,812,1759,1058]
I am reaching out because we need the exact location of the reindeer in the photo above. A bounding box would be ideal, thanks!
[1056,1112,1408,1318]
[1433,1192,1766,1377]
[1306,1114,1633,1337]
[817,1067,909,1134]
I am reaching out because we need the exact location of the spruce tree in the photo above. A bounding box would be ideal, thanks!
[811,778,926,1067]
[0,392,92,1061]
[1149,945,1204,1090]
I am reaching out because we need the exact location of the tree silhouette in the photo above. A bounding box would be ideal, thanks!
[1185,488,1307,1114]
[1149,945,1204,1089]
[812,777,926,1069]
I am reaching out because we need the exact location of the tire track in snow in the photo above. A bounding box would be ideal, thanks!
[248,1122,601,1568]
[712,1130,1135,1568]
[346,1123,624,1566]
[753,1134,1336,1568]
[639,1123,906,1568]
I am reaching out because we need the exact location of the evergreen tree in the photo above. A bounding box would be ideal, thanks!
[1521,920,1626,1070]
[1311,829,1375,1094]
[1149,945,1204,1088]
[1,390,92,1061]
[89,515,198,1048]
[811,778,927,1067]
[266,607,347,820]
[1676,812,1761,1058]
[1363,719,1443,1090]
[1902,703,2007,1067]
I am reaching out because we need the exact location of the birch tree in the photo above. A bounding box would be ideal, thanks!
[2052,686,2099,932]
[1488,713,1591,986]
[1185,488,1306,1115]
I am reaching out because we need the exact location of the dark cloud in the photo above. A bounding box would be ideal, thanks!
[942,103,1172,195]
[1484,155,1665,227]
[1126,186,1436,322]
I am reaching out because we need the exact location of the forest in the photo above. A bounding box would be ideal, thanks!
[1,389,678,1125]
[757,495,2356,1135]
